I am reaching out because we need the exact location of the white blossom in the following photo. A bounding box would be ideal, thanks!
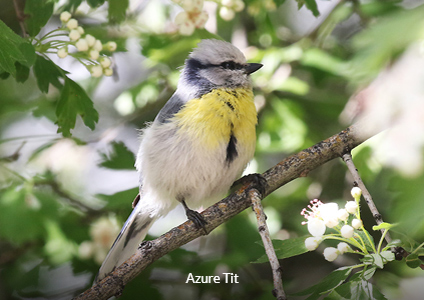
[337,209,349,221]
[352,218,363,229]
[337,242,351,254]
[305,237,321,251]
[103,68,113,76]
[220,7,235,21]
[69,29,81,41]
[323,247,339,262]
[94,40,103,52]
[89,49,100,60]
[76,38,89,52]
[90,65,103,78]
[351,187,362,199]
[341,225,354,239]
[106,41,117,52]
[301,200,339,237]
[66,18,78,30]
[57,47,68,58]
[78,241,94,259]
[99,57,111,68]
[345,201,358,214]
[60,11,72,23]
[85,34,96,47]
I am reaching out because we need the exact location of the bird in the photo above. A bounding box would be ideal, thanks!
[95,39,263,282]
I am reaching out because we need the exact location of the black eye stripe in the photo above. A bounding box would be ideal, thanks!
[186,58,244,71]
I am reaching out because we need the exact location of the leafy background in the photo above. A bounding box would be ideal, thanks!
[1,0,424,299]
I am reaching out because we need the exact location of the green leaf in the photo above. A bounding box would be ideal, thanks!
[33,55,65,93]
[24,0,54,37]
[56,78,99,137]
[362,251,394,269]
[253,236,309,263]
[296,0,320,17]
[0,19,36,76]
[99,141,136,170]
[87,0,106,7]
[15,62,30,83]
[294,266,353,296]
[372,222,396,231]
[335,279,388,300]
[380,250,395,263]
[98,187,139,212]
[108,0,129,23]
[406,253,422,269]
[355,230,375,252]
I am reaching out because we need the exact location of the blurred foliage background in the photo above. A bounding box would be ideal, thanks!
[1,0,424,299]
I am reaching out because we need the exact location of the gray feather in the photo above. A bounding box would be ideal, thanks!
[155,93,185,124]
[94,202,155,283]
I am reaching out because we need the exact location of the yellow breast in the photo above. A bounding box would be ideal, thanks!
[173,88,257,150]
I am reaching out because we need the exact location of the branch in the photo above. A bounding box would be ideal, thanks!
[73,122,377,300]
[251,189,286,300]
[342,152,391,242]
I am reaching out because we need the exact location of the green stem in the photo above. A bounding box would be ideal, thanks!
[410,241,424,256]
[361,226,378,253]
[377,229,388,253]
[324,234,366,254]
[0,164,27,182]
[353,232,370,254]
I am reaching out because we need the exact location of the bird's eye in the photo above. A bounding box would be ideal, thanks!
[221,61,237,70]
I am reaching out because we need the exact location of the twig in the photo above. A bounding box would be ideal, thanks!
[342,152,391,242]
[12,0,27,37]
[250,189,286,300]
[73,122,378,300]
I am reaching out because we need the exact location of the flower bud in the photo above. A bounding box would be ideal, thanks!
[105,41,117,52]
[352,218,363,229]
[351,187,362,199]
[194,11,208,28]
[57,47,68,58]
[219,7,235,21]
[337,242,351,254]
[69,29,81,41]
[94,40,103,52]
[324,217,339,229]
[89,49,100,60]
[90,65,103,78]
[323,247,339,262]
[66,18,78,30]
[103,68,113,76]
[85,34,96,47]
[78,241,94,259]
[345,201,358,214]
[307,218,326,237]
[341,225,354,239]
[60,11,72,23]
[305,237,321,251]
[233,0,245,11]
[337,209,349,221]
[77,26,85,34]
[99,57,111,68]
[76,38,89,52]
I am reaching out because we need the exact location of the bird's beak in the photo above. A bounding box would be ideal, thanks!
[245,63,263,74]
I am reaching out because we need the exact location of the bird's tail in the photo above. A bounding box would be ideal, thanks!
[94,198,157,283]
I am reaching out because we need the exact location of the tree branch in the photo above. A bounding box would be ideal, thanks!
[342,152,391,242]
[73,121,377,300]
[251,189,286,300]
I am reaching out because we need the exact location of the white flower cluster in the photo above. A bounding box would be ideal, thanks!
[78,216,121,264]
[173,0,208,35]
[219,0,245,21]
[302,187,363,262]
[58,11,117,77]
